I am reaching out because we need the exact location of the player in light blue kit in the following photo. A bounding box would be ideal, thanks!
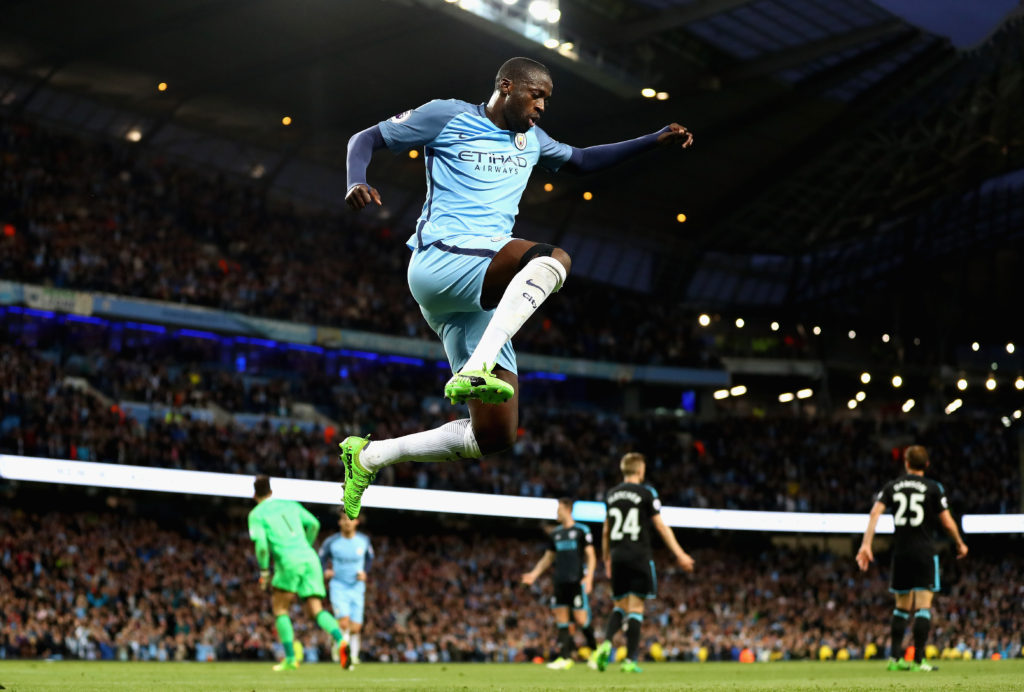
[340,57,694,518]
[319,510,374,664]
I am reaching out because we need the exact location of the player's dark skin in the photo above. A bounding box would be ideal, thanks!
[346,70,694,454]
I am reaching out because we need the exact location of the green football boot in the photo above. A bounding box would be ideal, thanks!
[444,364,515,405]
[887,657,910,671]
[909,660,937,672]
[339,435,375,519]
[594,640,612,672]
[620,659,643,673]
[272,659,298,672]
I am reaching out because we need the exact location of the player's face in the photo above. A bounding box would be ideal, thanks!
[504,74,552,133]
[339,515,358,532]
[556,502,571,523]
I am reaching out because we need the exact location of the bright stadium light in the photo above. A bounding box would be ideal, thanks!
[730,385,747,396]
[528,0,551,20]
[698,313,711,327]
[891,375,903,388]
[770,321,780,331]
[1001,416,1012,428]
[735,317,745,328]
[882,333,890,343]
[546,8,561,22]
[986,376,997,391]
[713,389,730,400]
[972,341,980,351]
[796,388,813,399]
[945,399,963,415]
[502,0,519,4]
[855,391,866,402]
[1016,377,1024,390]
[847,399,857,409]
[641,88,656,98]
[1014,410,1022,420]
[655,91,669,101]
[813,326,821,335]
[957,378,968,391]
[157,82,168,92]
[1007,342,1016,354]
[860,372,871,384]
[901,398,915,413]
[125,128,142,142]
[778,392,795,403]
[543,37,559,48]
[848,330,856,339]
[676,213,687,223]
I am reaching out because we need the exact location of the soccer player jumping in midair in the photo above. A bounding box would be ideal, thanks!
[341,57,694,518]
[857,445,968,673]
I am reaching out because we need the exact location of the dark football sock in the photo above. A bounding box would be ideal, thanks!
[890,608,910,659]
[912,609,931,663]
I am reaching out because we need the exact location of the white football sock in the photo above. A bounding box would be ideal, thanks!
[350,633,361,661]
[462,255,566,373]
[359,418,481,472]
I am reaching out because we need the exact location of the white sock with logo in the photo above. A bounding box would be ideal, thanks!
[461,255,566,373]
[359,418,481,472]
[350,633,361,661]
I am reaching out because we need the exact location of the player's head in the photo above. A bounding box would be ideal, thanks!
[620,452,646,481]
[904,445,930,472]
[338,507,359,533]
[253,474,272,501]
[556,497,574,523]
[493,57,552,133]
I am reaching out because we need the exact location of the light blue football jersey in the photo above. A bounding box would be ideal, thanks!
[319,532,373,586]
[377,99,573,250]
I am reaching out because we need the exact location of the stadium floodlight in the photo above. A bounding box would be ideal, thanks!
[860,372,871,384]
[812,326,821,335]
[735,317,744,328]
[502,0,518,4]
[698,313,710,327]
[972,341,980,351]
[1014,409,1022,420]
[641,88,656,98]
[778,392,795,403]
[957,378,968,391]
[729,385,747,396]
[848,330,856,339]
[1016,377,1024,390]
[944,399,962,415]
[713,389,730,400]
[901,398,915,413]
[882,333,890,343]
[543,37,559,48]
[1007,343,1016,354]
[891,375,903,388]
[546,8,560,22]
[986,376,997,391]
[125,128,142,142]
[157,82,168,92]
[1001,416,1011,427]
[847,399,857,409]
[527,0,551,19]
[655,91,669,100]
[855,391,866,402]
[770,321,779,331]
[796,388,813,399]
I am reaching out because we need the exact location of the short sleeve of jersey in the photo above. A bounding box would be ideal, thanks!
[581,525,594,544]
[378,99,464,153]
[535,127,573,171]
[247,512,265,543]
[935,481,949,512]
[874,481,894,509]
[646,486,662,516]
[365,537,375,559]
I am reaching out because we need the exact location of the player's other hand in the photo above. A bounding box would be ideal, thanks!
[258,569,271,591]
[657,123,694,150]
[346,183,382,210]
[582,576,593,595]
[356,570,367,582]
[956,542,968,559]
[603,558,611,578]
[520,572,537,586]
[855,545,874,571]
[324,569,334,581]
[677,552,695,573]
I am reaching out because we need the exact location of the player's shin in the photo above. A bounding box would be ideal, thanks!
[605,607,624,643]
[359,418,481,472]
[912,609,931,663]
[890,608,909,659]
[462,256,566,373]
[582,624,597,650]
[557,623,573,659]
[315,610,344,643]
[626,613,643,662]
[275,614,295,663]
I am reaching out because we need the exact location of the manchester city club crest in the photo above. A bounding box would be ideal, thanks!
[514,132,527,151]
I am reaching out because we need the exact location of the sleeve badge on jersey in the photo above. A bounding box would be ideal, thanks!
[514,132,527,151]
[389,110,412,123]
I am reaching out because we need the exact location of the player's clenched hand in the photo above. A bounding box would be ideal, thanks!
[356,570,367,582]
[657,123,694,150]
[346,183,382,211]
[520,572,537,586]
[855,545,873,572]
[677,552,695,573]
[582,575,593,595]
[956,542,968,559]
[258,569,271,591]
[603,558,611,578]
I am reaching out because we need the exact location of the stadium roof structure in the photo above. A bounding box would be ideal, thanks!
[1,0,1023,330]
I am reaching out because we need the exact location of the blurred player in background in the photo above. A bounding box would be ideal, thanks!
[857,445,968,673]
[247,475,349,671]
[320,510,374,666]
[340,56,694,519]
[593,453,695,673]
[521,497,597,670]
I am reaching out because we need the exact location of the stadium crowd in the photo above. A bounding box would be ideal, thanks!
[1,505,1020,664]
[0,115,734,367]
[1,339,1018,515]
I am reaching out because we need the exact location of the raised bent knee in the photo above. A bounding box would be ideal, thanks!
[551,247,571,276]
[475,424,517,455]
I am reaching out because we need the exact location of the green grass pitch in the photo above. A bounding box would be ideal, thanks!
[2,660,1021,691]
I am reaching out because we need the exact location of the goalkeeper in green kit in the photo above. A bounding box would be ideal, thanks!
[248,475,350,670]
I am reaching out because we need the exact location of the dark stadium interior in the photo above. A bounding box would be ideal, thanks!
[1,0,1024,679]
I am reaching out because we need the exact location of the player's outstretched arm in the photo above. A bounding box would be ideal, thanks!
[582,544,597,594]
[652,514,694,572]
[560,123,693,175]
[938,510,968,559]
[346,125,386,210]
[856,501,886,571]
[521,550,554,585]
